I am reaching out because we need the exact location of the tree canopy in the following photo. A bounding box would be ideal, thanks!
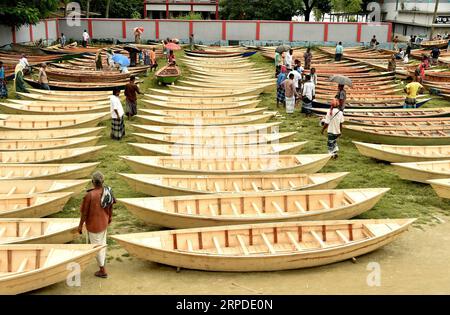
[219,0,301,21]
[0,0,59,27]
[76,0,143,19]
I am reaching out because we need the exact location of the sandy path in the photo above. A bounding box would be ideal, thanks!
[35,218,450,295]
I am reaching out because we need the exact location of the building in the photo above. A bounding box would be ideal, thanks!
[143,0,219,19]
[381,0,450,39]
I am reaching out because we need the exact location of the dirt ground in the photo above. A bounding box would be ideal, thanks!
[35,217,450,295]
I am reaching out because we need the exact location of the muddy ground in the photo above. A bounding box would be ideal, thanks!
[35,217,450,295]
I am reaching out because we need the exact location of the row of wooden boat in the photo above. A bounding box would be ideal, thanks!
[0,113,108,130]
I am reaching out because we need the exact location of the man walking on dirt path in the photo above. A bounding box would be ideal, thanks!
[78,171,115,279]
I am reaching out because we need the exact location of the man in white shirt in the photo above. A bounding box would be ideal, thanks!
[19,54,29,69]
[288,69,301,91]
[301,74,315,116]
[284,49,293,69]
[82,30,90,47]
[321,99,344,159]
[110,88,125,140]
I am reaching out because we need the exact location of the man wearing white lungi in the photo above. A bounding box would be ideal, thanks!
[78,171,114,278]
[283,73,298,114]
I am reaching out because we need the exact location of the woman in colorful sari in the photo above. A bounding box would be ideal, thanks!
[0,61,7,98]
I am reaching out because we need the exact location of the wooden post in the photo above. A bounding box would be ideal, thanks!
[430,0,440,40]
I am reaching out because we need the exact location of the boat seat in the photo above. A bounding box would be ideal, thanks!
[0,227,6,237]
[363,223,391,237]
[310,231,326,248]
[16,258,29,273]
[335,230,350,243]
[294,201,306,213]
[286,232,303,251]
[260,233,276,254]
[235,234,249,255]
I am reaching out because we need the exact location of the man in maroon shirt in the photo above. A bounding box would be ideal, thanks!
[124,76,141,119]
[78,171,114,278]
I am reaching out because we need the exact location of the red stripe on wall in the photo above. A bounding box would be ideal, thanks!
[88,19,93,38]
[323,23,329,41]
[222,21,226,40]
[255,21,260,40]
[189,21,193,36]
[11,26,16,44]
[356,23,362,42]
[122,20,127,39]
[387,22,392,42]
[215,0,219,20]
[56,20,60,38]
[155,20,160,40]
[143,0,147,18]
[44,21,49,40]
[29,24,34,42]
[289,22,294,42]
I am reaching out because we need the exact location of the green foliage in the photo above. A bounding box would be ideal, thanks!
[131,11,141,19]
[76,0,143,18]
[331,0,363,13]
[174,12,203,20]
[220,0,301,21]
[0,0,59,27]
[314,0,333,21]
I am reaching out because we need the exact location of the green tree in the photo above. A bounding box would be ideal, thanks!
[0,0,59,27]
[313,0,332,21]
[220,0,301,21]
[76,0,143,18]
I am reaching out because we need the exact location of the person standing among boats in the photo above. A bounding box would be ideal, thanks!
[189,33,195,51]
[393,36,399,51]
[403,76,424,109]
[78,171,114,279]
[335,42,343,61]
[321,99,344,159]
[124,76,141,119]
[303,48,312,70]
[283,73,298,114]
[310,67,317,86]
[335,84,346,111]
[149,48,158,71]
[19,54,29,69]
[110,88,125,140]
[274,51,282,77]
[370,35,379,49]
[60,33,66,48]
[95,50,103,71]
[301,74,315,116]
[431,47,440,65]
[387,55,397,72]
[82,29,90,48]
[284,49,293,69]
[38,63,50,90]
[14,62,29,98]
[276,65,287,108]
[0,61,7,99]
[288,65,302,97]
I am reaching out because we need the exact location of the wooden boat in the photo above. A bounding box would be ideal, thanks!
[15,91,109,102]
[311,107,450,119]
[132,132,296,145]
[111,218,414,272]
[0,127,104,140]
[421,39,448,49]
[185,50,253,58]
[136,114,274,127]
[0,179,89,195]
[0,218,79,245]
[23,78,129,91]
[155,65,181,84]
[129,142,307,156]
[169,84,271,95]
[132,122,281,135]
[0,162,99,180]
[0,146,105,164]
[345,116,450,127]
[45,67,130,83]
[0,137,100,151]
[145,94,258,104]
[353,141,450,163]
[0,113,108,130]
[180,78,275,91]
[119,188,389,228]
[142,99,260,110]
[140,108,268,117]
[343,125,450,145]
[0,192,72,218]
[148,88,263,98]
[0,244,104,294]
[121,154,331,175]
[119,172,349,196]
[392,160,450,183]
[27,88,111,96]
[428,179,450,199]
[0,101,109,115]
